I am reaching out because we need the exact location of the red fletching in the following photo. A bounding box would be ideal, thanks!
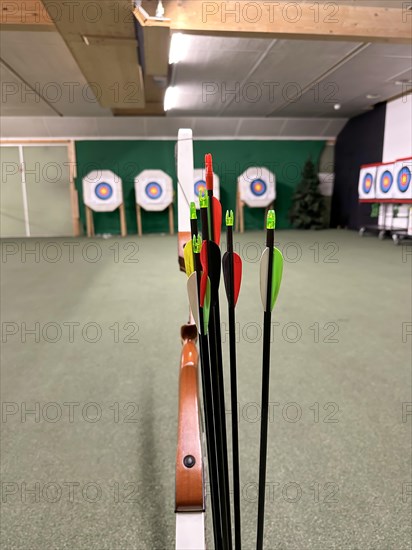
[212,196,222,246]
[200,241,208,306]
[232,252,242,306]
[205,153,213,191]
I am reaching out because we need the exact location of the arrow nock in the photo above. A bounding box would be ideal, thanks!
[192,234,202,254]
[267,210,276,230]
[199,190,209,209]
[190,201,197,220]
[226,210,234,227]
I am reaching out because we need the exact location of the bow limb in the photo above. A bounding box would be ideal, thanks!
[175,129,206,550]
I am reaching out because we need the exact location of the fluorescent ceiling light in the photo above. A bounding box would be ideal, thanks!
[164,87,178,111]
[169,33,186,64]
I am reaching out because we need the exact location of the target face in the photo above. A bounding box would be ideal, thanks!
[83,170,123,212]
[358,165,377,200]
[397,167,411,193]
[362,173,373,194]
[238,167,275,208]
[375,163,395,200]
[192,170,220,208]
[145,182,163,200]
[135,170,173,212]
[95,182,113,200]
[380,170,393,193]
[250,179,267,197]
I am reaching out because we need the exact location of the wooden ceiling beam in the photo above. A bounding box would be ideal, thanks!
[138,1,412,44]
[0,0,54,31]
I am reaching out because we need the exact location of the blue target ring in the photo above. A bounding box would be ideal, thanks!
[250,178,267,197]
[362,173,373,194]
[145,182,163,200]
[95,182,113,200]
[397,167,411,193]
[194,180,207,197]
[380,170,393,193]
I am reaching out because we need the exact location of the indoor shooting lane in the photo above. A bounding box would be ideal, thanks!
[0,2,411,550]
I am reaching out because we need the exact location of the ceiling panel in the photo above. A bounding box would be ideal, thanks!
[0,116,348,139]
[0,62,57,116]
[278,43,412,117]
[223,39,362,116]
[0,31,111,116]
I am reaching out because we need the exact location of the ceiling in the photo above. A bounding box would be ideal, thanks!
[169,36,412,118]
[0,0,411,139]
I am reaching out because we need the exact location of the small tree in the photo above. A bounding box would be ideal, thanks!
[289,159,326,229]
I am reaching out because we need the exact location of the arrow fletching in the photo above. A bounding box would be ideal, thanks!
[183,240,194,277]
[187,272,200,332]
[222,252,242,308]
[201,240,221,305]
[260,247,284,312]
[212,196,222,246]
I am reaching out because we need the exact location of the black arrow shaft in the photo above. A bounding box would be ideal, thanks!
[226,225,241,549]
[257,227,274,550]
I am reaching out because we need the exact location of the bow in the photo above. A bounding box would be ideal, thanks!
[175,129,206,550]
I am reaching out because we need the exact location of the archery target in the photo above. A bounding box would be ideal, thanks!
[83,170,123,212]
[393,158,412,199]
[192,169,220,208]
[376,163,395,200]
[135,170,173,212]
[238,167,276,208]
[358,164,377,200]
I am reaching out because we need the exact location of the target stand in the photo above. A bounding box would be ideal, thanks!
[135,170,174,236]
[236,167,276,233]
[82,170,127,237]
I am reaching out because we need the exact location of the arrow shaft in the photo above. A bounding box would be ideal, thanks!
[257,226,275,550]
[193,250,223,549]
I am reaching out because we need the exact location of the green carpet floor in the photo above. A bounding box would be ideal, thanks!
[1,230,411,550]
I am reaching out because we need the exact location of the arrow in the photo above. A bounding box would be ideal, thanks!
[200,179,233,550]
[185,209,222,549]
[256,210,284,550]
[222,210,243,550]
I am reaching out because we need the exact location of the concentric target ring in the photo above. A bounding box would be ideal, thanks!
[380,170,393,193]
[145,181,163,200]
[95,182,113,200]
[362,173,373,194]
[397,167,411,193]
[194,179,207,197]
[250,178,267,197]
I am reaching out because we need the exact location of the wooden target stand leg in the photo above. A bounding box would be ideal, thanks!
[169,203,174,236]
[86,206,95,237]
[136,203,174,236]
[235,190,245,234]
[119,203,127,237]
[136,204,143,237]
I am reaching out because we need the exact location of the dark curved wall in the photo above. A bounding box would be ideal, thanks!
[331,103,386,229]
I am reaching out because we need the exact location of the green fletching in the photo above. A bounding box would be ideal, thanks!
[199,191,208,209]
[271,247,283,310]
[267,210,276,230]
[193,234,202,254]
[190,202,197,219]
[226,210,234,226]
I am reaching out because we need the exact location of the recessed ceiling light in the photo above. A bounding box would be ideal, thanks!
[366,94,381,99]
[169,33,187,64]
[395,80,412,86]
[164,87,178,111]
[334,104,341,111]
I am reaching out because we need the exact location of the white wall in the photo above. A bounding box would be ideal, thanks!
[383,94,412,162]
